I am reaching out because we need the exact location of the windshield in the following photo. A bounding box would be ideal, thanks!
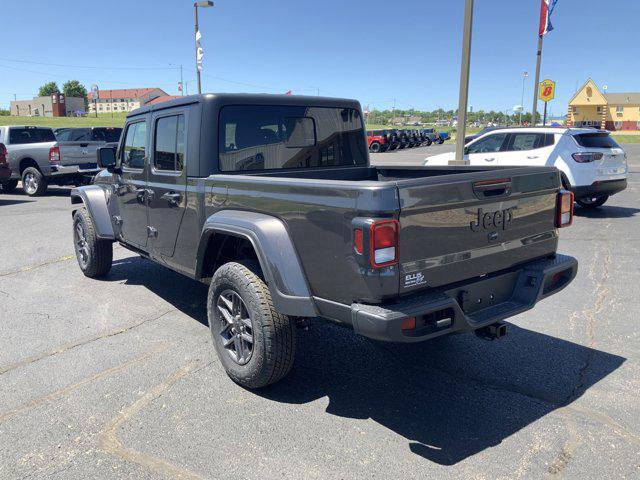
[219,105,367,172]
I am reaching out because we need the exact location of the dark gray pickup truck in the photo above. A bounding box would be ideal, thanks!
[70,93,577,388]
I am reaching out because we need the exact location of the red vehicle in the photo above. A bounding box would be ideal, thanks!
[0,143,12,190]
[366,129,390,153]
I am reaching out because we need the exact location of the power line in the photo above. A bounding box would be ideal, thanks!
[0,57,179,71]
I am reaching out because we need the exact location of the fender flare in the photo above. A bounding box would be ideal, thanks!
[197,210,317,318]
[70,185,115,240]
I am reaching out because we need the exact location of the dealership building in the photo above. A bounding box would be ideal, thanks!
[568,79,640,130]
[10,93,85,117]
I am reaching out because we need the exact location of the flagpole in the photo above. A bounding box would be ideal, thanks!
[453,0,474,165]
[531,34,543,124]
[194,3,201,94]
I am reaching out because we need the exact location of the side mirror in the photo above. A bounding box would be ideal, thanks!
[97,146,118,172]
[463,147,469,155]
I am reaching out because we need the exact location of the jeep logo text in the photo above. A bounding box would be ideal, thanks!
[470,206,516,231]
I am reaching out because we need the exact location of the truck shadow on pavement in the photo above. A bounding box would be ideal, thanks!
[574,205,639,218]
[107,256,625,466]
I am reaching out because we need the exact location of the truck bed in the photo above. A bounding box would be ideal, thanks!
[200,165,560,306]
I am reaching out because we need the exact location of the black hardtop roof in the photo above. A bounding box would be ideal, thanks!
[127,93,362,118]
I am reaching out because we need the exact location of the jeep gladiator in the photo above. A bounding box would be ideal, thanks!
[70,93,577,388]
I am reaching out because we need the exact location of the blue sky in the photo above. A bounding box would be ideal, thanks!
[0,0,637,114]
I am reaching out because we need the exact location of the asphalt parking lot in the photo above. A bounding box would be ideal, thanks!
[1,145,639,479]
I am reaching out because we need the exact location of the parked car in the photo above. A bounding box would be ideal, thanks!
[437,131,451,143]
[0,125,106,196]
[366,129,390,153]
[0,143,11,188]
[71,94,577,389]
[424,127,627,208]
[54,127,122,146]
[465,126,505,144]
[419,128,438,146]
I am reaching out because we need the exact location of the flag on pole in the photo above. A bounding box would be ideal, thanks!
[195,30,204,71]
[538,0,558,36]
[284,90,292,95]
[178,82,183,93]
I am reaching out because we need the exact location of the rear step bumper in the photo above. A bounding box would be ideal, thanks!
[350,254,577,343]
[570,178,627,199]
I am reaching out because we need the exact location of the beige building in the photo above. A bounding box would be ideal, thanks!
[11,93,85,117]
[567,79,640,131]
[87,88,168,113]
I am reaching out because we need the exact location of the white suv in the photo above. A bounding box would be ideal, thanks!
[424,127,628,208]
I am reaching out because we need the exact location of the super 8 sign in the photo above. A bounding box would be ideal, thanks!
[539,79,555,102]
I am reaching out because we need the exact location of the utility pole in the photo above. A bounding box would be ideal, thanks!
[180,65,184,95]
[391,98,396,125]
[453,0,474,165]
[520,71,528,125]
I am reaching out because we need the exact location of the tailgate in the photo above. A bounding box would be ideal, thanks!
[397,167,560,294]
[58,142,101,168]
[594,147,627,180]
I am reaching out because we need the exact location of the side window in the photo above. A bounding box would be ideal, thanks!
[153,114,185,172]
[122,122,148,169]
[466,133,508,154]
[510,133,543,151]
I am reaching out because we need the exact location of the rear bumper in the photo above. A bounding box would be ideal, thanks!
[349,254,577,343]
[49,164,100,178]
[570,179,627,199]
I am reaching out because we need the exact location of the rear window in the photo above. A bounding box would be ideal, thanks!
[9,127,56,144]
[573,133,620,148]
[219,105,367,172]
[92,128,122,143]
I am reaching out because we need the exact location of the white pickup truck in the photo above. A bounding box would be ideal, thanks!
[425,127,627,208]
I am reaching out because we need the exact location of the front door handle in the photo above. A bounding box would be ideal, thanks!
[526,155,539,159]
[484,157,495,162]
[161,192,181,206]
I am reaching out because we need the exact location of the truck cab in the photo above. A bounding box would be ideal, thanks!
[71,93,577,389]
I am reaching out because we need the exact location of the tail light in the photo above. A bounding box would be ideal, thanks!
[572,152,603,163]
[49,146,60,165]
[0,143,7,164]
[370,220,399,267]
[556,190,574,228]
[353,219,400,268]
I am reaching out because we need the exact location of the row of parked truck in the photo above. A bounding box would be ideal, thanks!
[366,128,450,153]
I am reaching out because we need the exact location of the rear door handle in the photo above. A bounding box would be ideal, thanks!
[484,157,495,162]
[526,155,539,159]
[161,192,181,206]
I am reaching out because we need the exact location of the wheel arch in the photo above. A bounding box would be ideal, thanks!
[196,210,317,318]
[70,185,116,240]
[19,157,40,174]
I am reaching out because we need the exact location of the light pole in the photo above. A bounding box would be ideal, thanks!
[194,1,214,94]
[520,71,528,125]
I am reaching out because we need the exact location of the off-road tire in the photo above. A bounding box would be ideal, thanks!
[436,138,444,144]
[577,195,608,209]
[369,142,381,153]
[424,139,432,146]
[0,179,18,194]
[21,167,48,196]
[208,262,296,389]
[72,207,113,278]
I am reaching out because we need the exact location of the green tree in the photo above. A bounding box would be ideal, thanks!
[63,80,88,109]
[38,81,60,97]
[63,80,87,99]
